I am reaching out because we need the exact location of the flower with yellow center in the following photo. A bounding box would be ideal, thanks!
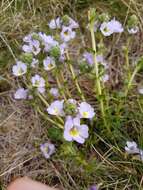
[12,61,27,76]
[78,102,95,119]
[43,56,55,71]
[69,127,79,137]
[64,116,89,144]
[47,100,65,116]
[61,26,76,42]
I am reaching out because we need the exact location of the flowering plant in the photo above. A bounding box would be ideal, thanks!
[12,10,143,163]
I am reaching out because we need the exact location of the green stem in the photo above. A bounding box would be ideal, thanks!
[37,93,64,124]
[66,51,85,101]
[56,75,67,100]
[125,65,140,96]
[124,38,131,80]
[37,92,49,107]
[60,70,72,98]
[37,107,63,129]
[88,10,109,132]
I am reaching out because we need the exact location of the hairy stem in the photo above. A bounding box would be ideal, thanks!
[56,75,67,100]
[37,107,63,129]
[125,65,140,96]
[66,51,85,101]
[88,10,109,132]
[37,93,64,124]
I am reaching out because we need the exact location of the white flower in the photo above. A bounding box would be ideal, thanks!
[49,17,61,29]
[100,22,114,36]
[43,56,56,71]
[64,116,89,144]
[31,74,45,88]
[22,40,41,55]
[40,142,55,159]
[61,26,76,42]
[14,88,28,99]
[38,33,59,52]
[78,102,95,119]
[125,141,140,154]
[47,100,65,116]
[100,19,123,36]
[31,74,45,93]
[128,26,139,34]
[50,88,59,98]
[138,88,143,94]
[12,61,27,76]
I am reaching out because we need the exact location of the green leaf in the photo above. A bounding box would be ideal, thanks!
[47,127,62,141]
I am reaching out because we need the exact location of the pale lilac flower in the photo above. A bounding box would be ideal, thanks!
[12,61,27,76]
[83,52,94,66]
[40,142,55,159]
[60,43,67,54]
[47,100,64,116]
[101,74,109,82]
[108,19,124,33]
[68,17,79,29]
[100,19,123,36]
[23,33,36,43]
[49,17,61,29]
[89,185,97,190]
[78,102,95,119]
[138,88,143,94]
[31,58,39,68]
[50,88,59,98]
[14,88,28,99]
[59,43,67,61]
[39,33,59,52]
[67,99,77,105]
[61,26,76,42]
[31,74,45,89]
[128,26,139,34]
[64,116,89,144]
[43,56,56,71]
[83,53,108,69]
[125,141,143,161]
[125,141,140,154]
[22,40,41,55]
[100,22,114,36]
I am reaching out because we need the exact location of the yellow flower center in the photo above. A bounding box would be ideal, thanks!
[64,30,69,36]
[53,107,59,114]
[48,63,54,70]
[70,127,79,137]
[103,27,109,32]
[43,146,49,152]
[82,111,88,118]
[18,68,23,75]
[34,80,40,87]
